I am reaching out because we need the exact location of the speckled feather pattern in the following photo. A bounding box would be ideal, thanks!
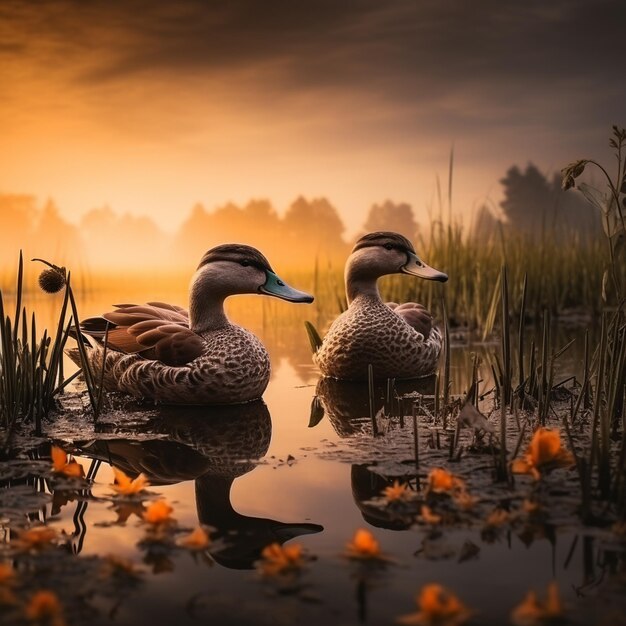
[80,324,270,404]
[314,295,442,380]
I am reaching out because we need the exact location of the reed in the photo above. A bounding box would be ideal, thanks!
[560,126,626,519]
[0,255,101,444]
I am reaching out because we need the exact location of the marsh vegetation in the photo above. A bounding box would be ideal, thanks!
[0,129,625,625]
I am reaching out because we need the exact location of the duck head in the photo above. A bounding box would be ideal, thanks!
[345,232,447,302]
[189,244,313,331]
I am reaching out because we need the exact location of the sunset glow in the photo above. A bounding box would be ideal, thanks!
[1,0,623,271]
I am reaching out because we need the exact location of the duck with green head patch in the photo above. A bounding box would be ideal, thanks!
[311,232,448,380]
[70,244,313,405]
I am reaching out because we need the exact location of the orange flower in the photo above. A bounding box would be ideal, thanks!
[511,428,574,480]
[511,581,563,626]
[178,527,210,550]
[384,480,412,503]
[258,542,305,576]
[397,583,472,625]
[485,508,510,528]
[51,446,84,478]
[419,505,442,525]
[142,500,174,525]
[25,590,67,626]
[111,467,149,496]
[13,527,57,552]
[427,468,464,494]
[345,529,383,560]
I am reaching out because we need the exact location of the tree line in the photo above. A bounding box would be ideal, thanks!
[0,163,600,277]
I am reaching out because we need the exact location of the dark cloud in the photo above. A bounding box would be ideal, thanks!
[2,0,624,92]
[1,0,623,184]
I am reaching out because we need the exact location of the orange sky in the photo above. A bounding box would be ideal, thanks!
[1,0,623,236]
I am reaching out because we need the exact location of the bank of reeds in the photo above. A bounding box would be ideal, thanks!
[0,255,100,446]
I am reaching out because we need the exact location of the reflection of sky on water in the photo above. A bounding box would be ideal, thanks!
[4,289,620,624]
[38,357,620,625]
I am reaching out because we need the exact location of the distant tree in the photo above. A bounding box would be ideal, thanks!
[33,199,83,265]
[81,205,167,270]
[174,203,218,263]
[0,193,37,247]
[500,164,599,239]
[362,200,418,239]
[283,196,347,260]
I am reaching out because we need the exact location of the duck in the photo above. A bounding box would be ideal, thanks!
[310,231,447,380]
[70,244,313,405]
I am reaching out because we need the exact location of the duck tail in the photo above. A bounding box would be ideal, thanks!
[304,321,323,354]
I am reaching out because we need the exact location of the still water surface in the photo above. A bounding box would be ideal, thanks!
[3,289,624,625]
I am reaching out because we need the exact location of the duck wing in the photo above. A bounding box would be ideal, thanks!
[79,302,205,366]
[385,301,432,339]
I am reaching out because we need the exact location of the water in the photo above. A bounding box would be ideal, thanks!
[1,290,624,626]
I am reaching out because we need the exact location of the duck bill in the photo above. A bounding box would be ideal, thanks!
[259,271,314,303]
[401,252,448,282]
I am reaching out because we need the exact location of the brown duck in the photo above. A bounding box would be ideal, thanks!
[312,232,447,380]
[71,244,313,404]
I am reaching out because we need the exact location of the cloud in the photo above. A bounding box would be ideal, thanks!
[0,0,623,232]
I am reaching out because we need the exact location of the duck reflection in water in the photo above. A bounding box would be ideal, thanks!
[79,401,322,569]
[313,376,436,530]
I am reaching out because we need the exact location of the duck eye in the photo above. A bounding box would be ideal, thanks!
[240,260,250,267]
[384,243,393,250]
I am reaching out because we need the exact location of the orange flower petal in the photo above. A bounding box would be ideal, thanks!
[511,458,533,475]
[397,584,472,625]
[530,428,561,466]
[345,529,382,559]
[60,461,85,478]
[112,468,149,495]
[50,446,68,472]
[428,468,456,493]
[51,445,84,478]
[143,500,174,525]
[384,480,412,502]
[258,542,305,576]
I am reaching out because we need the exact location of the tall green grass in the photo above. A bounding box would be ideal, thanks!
[0,255,101,447]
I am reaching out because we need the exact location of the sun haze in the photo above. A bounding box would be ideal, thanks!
[0,0,623,272]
